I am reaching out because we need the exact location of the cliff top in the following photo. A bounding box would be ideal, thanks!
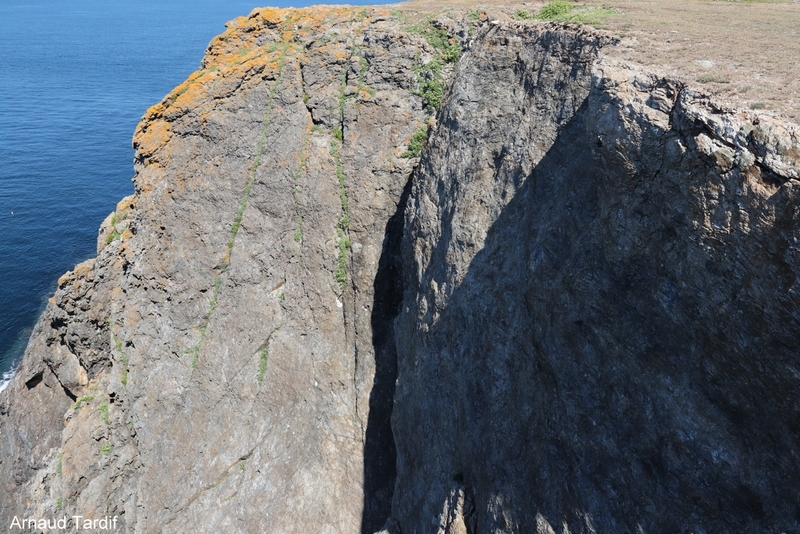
[397,0,800,122]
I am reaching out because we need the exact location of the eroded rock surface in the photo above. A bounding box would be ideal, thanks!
[1,7,799,534]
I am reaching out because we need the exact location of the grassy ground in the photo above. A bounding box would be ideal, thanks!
[395,0,800,122]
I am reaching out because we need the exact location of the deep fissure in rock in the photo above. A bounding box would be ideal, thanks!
[361,176,412,533]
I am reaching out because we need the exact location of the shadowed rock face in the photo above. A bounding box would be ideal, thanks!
[395,22,800,534]
[1,7,800,534]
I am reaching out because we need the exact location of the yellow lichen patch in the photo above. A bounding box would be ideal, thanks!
[57,259,95,289]
[140,101,165,123]
[134,119,171,161]
[120,228,134,241]
[254,7,290,26]
[116,195,135,214]
[169,71,214,110]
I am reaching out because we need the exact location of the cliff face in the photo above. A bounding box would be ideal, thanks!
[2,6,800,534]
[395,22,800,534]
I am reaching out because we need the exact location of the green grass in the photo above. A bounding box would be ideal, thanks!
[112,331,129,386]
[256,326,281,385]
[408,19,460,63]
[73,395,94,410]
[401,127,429,158]
[294,215,304,243]
[105,230,121,244]
[329,77,352,291]
[119,353,129,385]
[536,1,618,24]
[336,228,351,289]
[291,134,310,244]
[56,497,62,510]
[514,9,535,20]
[538,1,573,19]
[407,17,460,110]
[413,59,446,109]
[99,443,112,456]
[56,452,63,477]
[257,347,269,385]
[697,75,730,84]
[98,402,109,424]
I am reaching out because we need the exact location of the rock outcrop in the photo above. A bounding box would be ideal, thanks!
[2,6,800,534]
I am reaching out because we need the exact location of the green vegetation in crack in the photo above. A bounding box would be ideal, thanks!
[110,318,129,385]
[402,127,429,158]
[329,68,352,290]
[98,402,110,424]
[256,326,281,385]
[190,43,291,369]
[407,17,460,110]
[336,227,351,289]
[257,348,269,385]
[73,395,94,410]
[292,132,311,243]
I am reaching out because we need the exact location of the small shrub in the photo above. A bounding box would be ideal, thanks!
[413,59,445,109]
[56,452,63,477]
[538,1,574,19]
[56,496,62,510]
[514,9,535,20]
[401,127,429,158]
[99,443,112,455]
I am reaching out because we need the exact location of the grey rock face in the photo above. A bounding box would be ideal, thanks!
[0,7,432,533]
[395,21,800,534]
[1,8,800,534]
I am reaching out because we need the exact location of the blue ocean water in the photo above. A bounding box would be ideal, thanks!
[0,0,386,390]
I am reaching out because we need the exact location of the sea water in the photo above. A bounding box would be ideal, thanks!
[0,0,386,391]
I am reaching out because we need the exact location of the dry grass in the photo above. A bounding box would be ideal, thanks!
[394,0,800,122]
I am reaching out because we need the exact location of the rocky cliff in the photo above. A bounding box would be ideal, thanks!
[2,6,800,534]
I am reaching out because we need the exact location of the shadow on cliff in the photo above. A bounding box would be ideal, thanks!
[389,92,800,533]
[360,177,411,533]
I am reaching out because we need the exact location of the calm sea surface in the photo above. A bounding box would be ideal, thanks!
[0,0,386,390]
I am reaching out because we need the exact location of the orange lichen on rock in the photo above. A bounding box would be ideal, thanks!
[116,195,135,214]
[57,259,94,289]
[134,118,171,162]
